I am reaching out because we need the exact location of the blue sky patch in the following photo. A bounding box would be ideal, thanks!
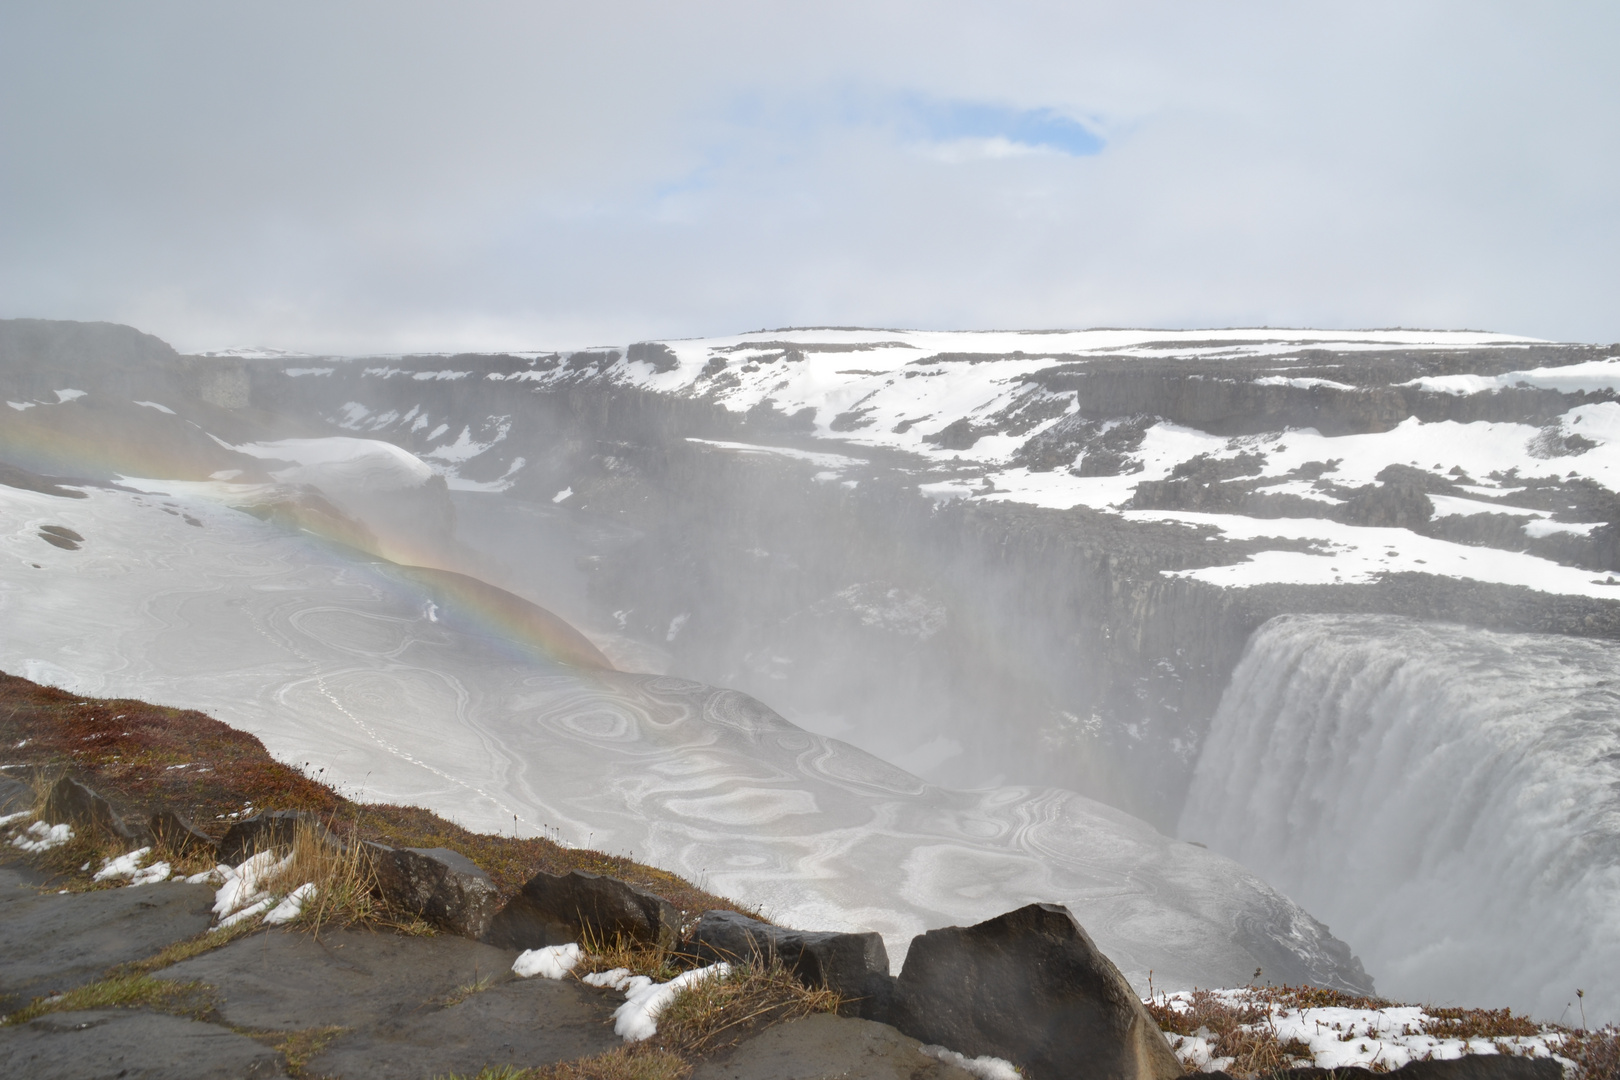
[906,98,1103,156]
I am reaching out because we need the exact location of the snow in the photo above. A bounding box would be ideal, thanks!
[552,487,573,504]
[1405,356,1620,395]
[918,1045,1022,1080]
[585,962,732,1042]
[220,897,275,928]
[0,810,32,826]
[1524,518,1600,538]
[264,882,317,924]
[512,943,583,979]
[213,850,291,921]
[1145,511,1620,599]
[53,389,87,403]
[93,847,172,886]
[283,367,336,376]
[11,821,73,852]
[8,400,37,410]
[685,438,866,472]
[134,400,176,414]
[1156,989,1569,1073]
[1254,376,1357,391]
[1427,494,1541,519]
[232,436,436,490]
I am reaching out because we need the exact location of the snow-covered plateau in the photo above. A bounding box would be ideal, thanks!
[5,318,1620,1021]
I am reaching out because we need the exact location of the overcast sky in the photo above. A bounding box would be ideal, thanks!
[2,2,1616,353]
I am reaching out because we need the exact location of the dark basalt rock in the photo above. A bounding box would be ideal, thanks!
[149,809,217,860]
[628,341,680,373]
[216,809,331,866]
[484,869,679,951]
[889,903,1183,1080]
[0,775,32,814]
[688,909,892,1015]
[41,776,143,843]
[369,844,500,939]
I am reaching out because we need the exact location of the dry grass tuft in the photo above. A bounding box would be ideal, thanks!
[1145,988,1312,1077]
[2,974,209,1026]
[573,928,682,982]
[1419,1006,1541,1041]
[438,1046,692,1080]
[652,958,841,1056]
[271,1024,349,1076]
[1562,1028,1620,1080]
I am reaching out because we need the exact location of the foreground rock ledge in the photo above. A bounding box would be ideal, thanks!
[889,902,1185,1080]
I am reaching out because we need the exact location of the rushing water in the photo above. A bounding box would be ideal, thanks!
[1181,614,1620,1021]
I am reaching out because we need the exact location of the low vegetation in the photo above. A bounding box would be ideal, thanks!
[441,1049,692,1080]
[651,958,841,1055]
[1145,985,1620,1079]
[2,974,210,1027]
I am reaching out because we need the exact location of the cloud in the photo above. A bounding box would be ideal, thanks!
[0,2,1616,351]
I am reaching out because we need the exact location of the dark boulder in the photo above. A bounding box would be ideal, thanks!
[485,869,679,951]
[216,809,330,866]
[369,844,500,939]
[688,909,892,1014]
[0,775,32,814]
[889,903,1183,1080]
[148,810,217,860]
[41,776,143,843]
[627,341,680,373]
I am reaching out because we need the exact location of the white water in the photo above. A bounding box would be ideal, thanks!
[1181,614,1620,1021]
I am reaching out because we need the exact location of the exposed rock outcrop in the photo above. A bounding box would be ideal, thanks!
[42,776,144,844]
[888,903,1184,1080]
[486,868,681,951]
[369,844,501,939]
[688,909,892,1014]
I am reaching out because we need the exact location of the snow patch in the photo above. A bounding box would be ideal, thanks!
[264,882,317,924]
[513,943,583,979]
[12,821,73,852]
[919,1045,1022,1080]
[586,963,732,1042]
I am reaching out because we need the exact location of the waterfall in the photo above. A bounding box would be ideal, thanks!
[1181,614,1620,1021]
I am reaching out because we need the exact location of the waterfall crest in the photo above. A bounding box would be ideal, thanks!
[1181,614,1620,1021]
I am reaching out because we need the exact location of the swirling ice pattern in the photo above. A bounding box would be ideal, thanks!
[1182,614,1620,1020]
[0,482,1364,991]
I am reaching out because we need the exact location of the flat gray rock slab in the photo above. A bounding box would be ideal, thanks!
[155,927,522,1031]
[306,976,621,1079]
[0,881,216,1011]
[691,1014,981,1080]
[0,1009,285,1079]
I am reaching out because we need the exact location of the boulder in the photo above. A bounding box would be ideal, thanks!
[216,809,330,866]
[369,844,500,939]
[485,869,679,951]
[148,809,217,860]
[688,909,892,1013]
[888,903,1183,1080]
[0,775,32,814]
[41,776,143,842]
